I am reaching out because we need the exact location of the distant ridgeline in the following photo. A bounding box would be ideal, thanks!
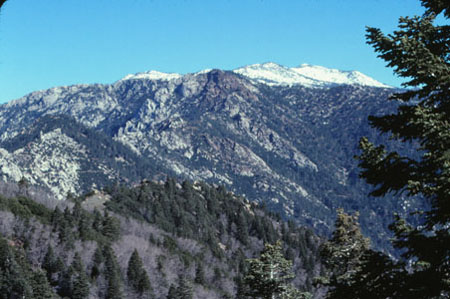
[0,179,324,298]
[0,64,422,253]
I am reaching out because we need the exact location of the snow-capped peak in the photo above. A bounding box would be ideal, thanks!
[120,70,182,81]
[233,62,391,88]
[119,63,390,88]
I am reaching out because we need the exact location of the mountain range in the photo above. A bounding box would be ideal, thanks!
[0,62,413,249]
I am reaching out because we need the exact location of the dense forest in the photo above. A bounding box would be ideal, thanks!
[0,179,325,298]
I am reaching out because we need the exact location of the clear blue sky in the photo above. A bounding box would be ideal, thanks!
[0,0,426,104]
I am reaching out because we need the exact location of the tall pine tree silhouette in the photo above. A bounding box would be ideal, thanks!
[354,0,450,297]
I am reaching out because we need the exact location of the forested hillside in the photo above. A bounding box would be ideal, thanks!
[0,179,324,298]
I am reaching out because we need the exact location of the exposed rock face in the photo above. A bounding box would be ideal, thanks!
[0,115,164,200]
[0,67,409,242]
[0,128,86,199]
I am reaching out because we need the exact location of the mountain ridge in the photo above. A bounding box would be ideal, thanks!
[0,66,411,251]
[233,62,391,88]
[117,62,391,89]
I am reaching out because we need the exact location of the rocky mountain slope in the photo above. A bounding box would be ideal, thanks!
[0,115,167,199]
[0,63,412,248]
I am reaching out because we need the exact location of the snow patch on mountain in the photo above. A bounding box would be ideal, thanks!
[233,62,391,88]
[194,69,213,75]
[121,70,182,81]
[118,62,389,88]
[120,69,216,82]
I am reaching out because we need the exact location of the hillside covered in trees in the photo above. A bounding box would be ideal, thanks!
[0,179,325,298]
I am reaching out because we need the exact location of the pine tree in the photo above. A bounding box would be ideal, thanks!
[72,200,83,222]
[92,208,104,232]
[51,206,63,232]
[181,180,193,200]
[54,257,65,283]
[31,269,55,299]
[137,270,152,297]
[236,211,250,245]
[63,206,74,225]
[194,263,206,285]
[103,245,123,299]
[72,271,90,299]
[127,249,142,288]
[106,273,123,299]
[71,252,84,274]
[42,245,58,283]
[102,211,121,242]
[354,0,450,297]
[58,266,74,298]
[127,249,152,294]
[166,284,178,299]
[78,212,91,241]
[91,245,104,280]
[165,275,193,299]
[18,176,29,197]
[70,252,90,299]
[243,241,298,299]
[176,275,193,299]
[58,211,75,248]
[164,177,177,199]
[318,209,370,290]
[326,250,400,299]
[235,275,251,299]
[0,236,33,298]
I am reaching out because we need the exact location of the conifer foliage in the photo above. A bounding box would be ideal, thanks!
[243,241,310,299]
[31,270,54,299]
[165,276,193,299]
[318,209,370,290]
[0,179,322,298]
[127,249,152,296]
[317,210,373,298]
[103,245,123,299]
[71,253,90,299]
[0,235,55,298]
[353,0,450,297]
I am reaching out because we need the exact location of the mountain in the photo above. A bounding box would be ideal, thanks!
[121,70,183,81]
[119,62,391,88]
[0,63,412,250]
[233,62,390,88]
